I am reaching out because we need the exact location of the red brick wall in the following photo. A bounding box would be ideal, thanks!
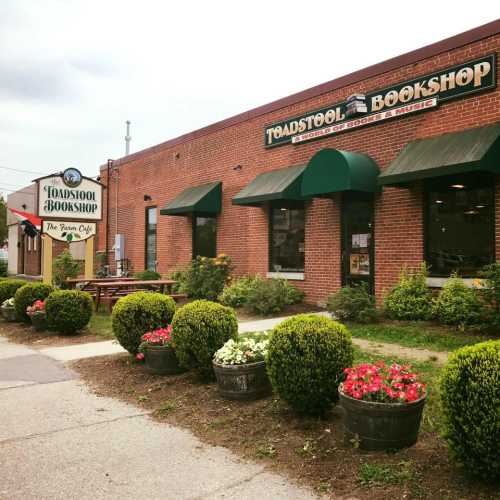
[98,33,500,304]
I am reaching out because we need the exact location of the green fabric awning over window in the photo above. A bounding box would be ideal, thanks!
[378,123,500,186]
[301,148,380,197]
[160,181,221,216]
[232,165,307,206]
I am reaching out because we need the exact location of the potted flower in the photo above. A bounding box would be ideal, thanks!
[139,326,183,375]
[213,337,272,400]
[1,298,17,322]
[26,300,46,331]
[339,361,426,450]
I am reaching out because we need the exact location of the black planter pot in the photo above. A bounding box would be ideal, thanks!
[29,312,46,331]
[1,306,17,322]
[212,360,272,401]
[339,389,426,451]
[144,345,183,375]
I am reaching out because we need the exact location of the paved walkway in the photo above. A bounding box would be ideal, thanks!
[0,335,323,500]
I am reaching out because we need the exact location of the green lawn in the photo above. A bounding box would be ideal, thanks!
[348,321,493,352]
[88,312,113,339]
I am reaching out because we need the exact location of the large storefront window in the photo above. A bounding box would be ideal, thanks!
[145,207,157,270]
[193,216,217,258]
[425,173,494,277]
[270,205,305,272]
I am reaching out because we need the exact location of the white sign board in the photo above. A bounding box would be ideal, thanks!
[42,220,96,242]
[38,168,103,221]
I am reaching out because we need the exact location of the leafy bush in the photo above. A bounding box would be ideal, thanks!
[440,340,500,480]
[169,268,188,293]
[327,283,378,323]
[432,275,484,328]
[183,254,232,301]
[384,264,433,321]
[45,290,93,334]
[0,279,27,306]
[112,292,176,354]
[14,282,54,322]
[246,277,304,315]
[266,314,354,415]
[53,249,82,289]
[479,262,500,329]
[171,300,238,379]
[218,276,259,308]
[134,269,161,280]
[0,259,7,277]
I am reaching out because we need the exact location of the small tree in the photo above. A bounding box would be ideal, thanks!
[53,250,81,289]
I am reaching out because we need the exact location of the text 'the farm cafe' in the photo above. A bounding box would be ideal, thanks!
[36,168,104,283]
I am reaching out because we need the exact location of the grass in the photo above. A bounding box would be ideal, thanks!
[348,321,492,352]
[88,312,113,339]
[358,460,416,487]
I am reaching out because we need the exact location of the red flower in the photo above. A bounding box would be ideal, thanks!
[135,353,145,361]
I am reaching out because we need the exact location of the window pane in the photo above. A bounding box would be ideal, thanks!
[270,206,305,272]
[146,207,157,270]
[426,174,494,277]
[193,217,216,258]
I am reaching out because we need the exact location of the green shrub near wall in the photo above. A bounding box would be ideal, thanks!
[112,292,176,355]
[266,314,354,416]
[218,276,259,308]
[45,290,93,334]
[14,283,54,322]
[183,255,232,301]
[440,340,500,480]
[0,279,27,306]
[171,300,238,379]
[134,270,161,280]
[384,264,433,321]
[479,262,500,329]
[327,282,378,323]
[52,249,82,289]
[245,277,304,315]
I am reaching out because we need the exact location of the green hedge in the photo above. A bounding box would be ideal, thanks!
[45,290,93,334]
[245,277,304,315]
[0,279,27,306]
[266,314,354,415]
[134,270,161,280]
[440,340,500,480]
[112,292,176,355]
[14,283,54,322]
[327,283,378,323]
[171,300,237,379]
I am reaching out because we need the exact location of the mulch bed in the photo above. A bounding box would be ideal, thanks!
[0,321,103,347]
[71,354,498,500]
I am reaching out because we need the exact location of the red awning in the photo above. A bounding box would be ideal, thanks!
[9,208,42,229]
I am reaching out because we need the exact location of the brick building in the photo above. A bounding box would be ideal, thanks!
[98,20,500,305]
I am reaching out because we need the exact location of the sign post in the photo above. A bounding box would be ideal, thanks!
[36,168,104,284]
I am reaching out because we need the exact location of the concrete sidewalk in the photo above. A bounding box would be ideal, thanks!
[0,335,322,500]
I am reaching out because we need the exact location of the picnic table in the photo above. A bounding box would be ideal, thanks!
[93,279,179,311]
[66,277,137,291]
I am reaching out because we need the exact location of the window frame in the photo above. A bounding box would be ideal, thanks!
[423,173,495,278]
[268,201,305,274]
[192,215,217,259]
[144,206,157,271]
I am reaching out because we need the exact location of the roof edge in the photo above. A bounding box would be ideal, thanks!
[102,19,500,171]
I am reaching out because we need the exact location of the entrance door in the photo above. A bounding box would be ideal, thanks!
[342,193,374,292]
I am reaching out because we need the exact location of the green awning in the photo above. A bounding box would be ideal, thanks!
[301,148,380,197]
[160,181,221,216]
[379,123,500,186]
[232,165,307,206]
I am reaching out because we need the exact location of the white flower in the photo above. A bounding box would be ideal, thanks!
[214,335,269,365]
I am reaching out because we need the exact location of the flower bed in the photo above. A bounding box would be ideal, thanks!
[26,300,46,331]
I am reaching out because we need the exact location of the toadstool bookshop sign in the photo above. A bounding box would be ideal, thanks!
[264,53,496,148]
[37,168,103,220]
[42,220,96,242]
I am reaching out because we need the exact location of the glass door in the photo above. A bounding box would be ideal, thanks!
[342,193,374,292]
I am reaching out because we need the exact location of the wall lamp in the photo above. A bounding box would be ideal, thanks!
[144,194,152,201]
[232,164,243,171]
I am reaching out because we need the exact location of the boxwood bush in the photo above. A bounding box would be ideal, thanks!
[384,264,433,321]
[0,279,27,306]
[45,290,93,334]
[246,277,304,315]
[112,292,176,354]
[327,282,378,323]
[171,300,237,379]
[266,314,354,415]
[440,340,500,480]
[14,282,54,322]
[218,276,259,308]
[432,275,484,328]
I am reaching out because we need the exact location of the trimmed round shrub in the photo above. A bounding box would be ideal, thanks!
[45,290,93,334]
[440,340,500,480]
[14,283,54,322]
[171,300,238,379]
[384,265,433,321]
[432,276,484,328]
[267,314,354,415]
[0,279,27,306]
[112,292,176,355]
[327,282,378,323]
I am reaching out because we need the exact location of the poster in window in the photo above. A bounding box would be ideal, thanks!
[350,254,360,274]
[352,233,369,249]
[273,210,290,230]
[358,254,370,275]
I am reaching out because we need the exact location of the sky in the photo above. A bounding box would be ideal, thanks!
[0,0,498,200]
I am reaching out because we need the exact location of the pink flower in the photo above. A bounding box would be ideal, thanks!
[135,353,145,361]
